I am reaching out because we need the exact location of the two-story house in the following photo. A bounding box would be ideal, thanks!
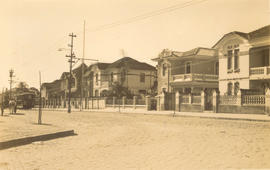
[41,63,88,106]
[152,48,219,111]
[84,62,111,97]
[84,57,157,97]
[213,25,270,95]
[105,57,157,96]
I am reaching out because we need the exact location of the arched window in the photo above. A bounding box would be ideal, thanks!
[95,73,98,85]
[227,82,233,96]
[234,82,239,95]
[227,50,233,70]
[95,90,99,97]
[234,49,239,70]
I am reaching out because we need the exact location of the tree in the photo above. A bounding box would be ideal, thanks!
[16,82,29,93]
[107,82,133,99]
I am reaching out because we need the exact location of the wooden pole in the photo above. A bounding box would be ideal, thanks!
[38,71,42,124]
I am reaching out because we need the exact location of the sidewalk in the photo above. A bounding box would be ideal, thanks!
[0,109,74,150]
[34,107,270,122]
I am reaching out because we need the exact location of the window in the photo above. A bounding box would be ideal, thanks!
[234,49,239,70]
[70,76,75,88]
[184,88,191,94]
[95,90,99,97]
[215,62,219,75]
[227,50,233,70]
[110,72,114,82]
[162,88,166,93]
[234,82,239,95]
[227,82,233,96]
[139,90,146,94]
[186,62,191,74]
[95,73,98,85]
[162,64,167,76]
[121,71,126,83]
[140,73,145,83]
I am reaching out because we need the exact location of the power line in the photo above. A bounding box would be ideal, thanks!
[84,0,208,33]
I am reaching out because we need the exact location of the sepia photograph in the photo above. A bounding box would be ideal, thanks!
[0,0,270,169]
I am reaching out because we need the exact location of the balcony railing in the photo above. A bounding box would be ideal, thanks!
[250,66,270,76]
[172,73,218,82]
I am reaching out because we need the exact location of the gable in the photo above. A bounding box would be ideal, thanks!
[213,33,250,53]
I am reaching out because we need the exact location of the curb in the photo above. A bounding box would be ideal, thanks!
[173,114,270,122]
[31,108,270,122]
[0,130,75,150]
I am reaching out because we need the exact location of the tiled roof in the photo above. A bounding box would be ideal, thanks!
[84,62,111,77]
[96,63,111,70]
[213,25,270,48]
[249,25,270,40]
[72,63,88,75]
[107,57,156,71]
[153,47,217,61]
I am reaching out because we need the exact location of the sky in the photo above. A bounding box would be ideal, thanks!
[0,0,269,89]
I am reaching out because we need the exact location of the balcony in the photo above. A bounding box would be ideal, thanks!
[172,73,218,82]
[250,66,270,80]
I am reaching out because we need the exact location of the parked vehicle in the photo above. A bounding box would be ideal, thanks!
[16,92,36,109]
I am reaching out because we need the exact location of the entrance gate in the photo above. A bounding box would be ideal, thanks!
[165,92,175,110]
[204,89,213,111]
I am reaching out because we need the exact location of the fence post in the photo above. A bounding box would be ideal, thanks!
[212,90,218,113]
[104,97,107,108]
[236,90,242,106]
[201,90,205,112]
[145,95,151,111]
[265,88,270,116]
[155,95,160,111]
[133,96,137,109]
[160,92,165,111]
[113,96,116,108]
[175,91,180,112]
[122,96,126,109]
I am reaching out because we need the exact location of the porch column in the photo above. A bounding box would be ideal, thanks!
[265,88,270,116]
[188,93,192,104]
[201,90,205,112]
[175,91,180,112]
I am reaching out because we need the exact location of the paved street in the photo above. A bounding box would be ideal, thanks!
[1,110,270,170]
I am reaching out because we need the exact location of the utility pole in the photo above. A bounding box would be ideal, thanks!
[9,69,15,99]
[66,33,76,113]
[80,21,86,111]
[38,71,42,124]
